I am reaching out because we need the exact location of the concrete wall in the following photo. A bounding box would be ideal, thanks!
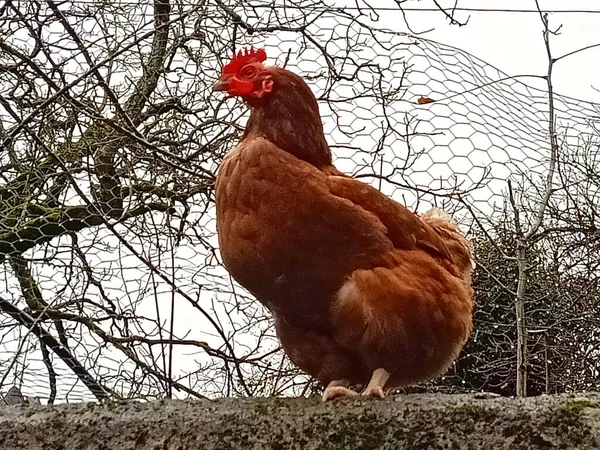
[1,393,600,449]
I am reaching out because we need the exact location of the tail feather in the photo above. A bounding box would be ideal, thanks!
[421,208,475,274]
[422,207,453,222]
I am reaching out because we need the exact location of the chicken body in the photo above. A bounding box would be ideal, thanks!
[214,49,473,399]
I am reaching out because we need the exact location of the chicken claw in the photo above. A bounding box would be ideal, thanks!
[322,380,359,402]
[361,368,390,399]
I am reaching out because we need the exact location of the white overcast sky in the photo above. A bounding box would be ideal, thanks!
[396,0,600,102]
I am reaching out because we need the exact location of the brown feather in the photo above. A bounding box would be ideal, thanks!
[215,59,474,390]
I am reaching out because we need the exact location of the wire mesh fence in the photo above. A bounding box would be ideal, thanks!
[1,1,599,403]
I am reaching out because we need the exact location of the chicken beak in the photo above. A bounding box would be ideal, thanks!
[212,78,230,93]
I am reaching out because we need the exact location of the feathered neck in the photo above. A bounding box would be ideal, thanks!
[242,68,332,167]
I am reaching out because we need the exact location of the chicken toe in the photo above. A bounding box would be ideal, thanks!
[361,368,390,399]
[322,380,359,402]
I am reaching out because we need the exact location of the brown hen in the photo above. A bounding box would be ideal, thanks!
[214,48,473,401]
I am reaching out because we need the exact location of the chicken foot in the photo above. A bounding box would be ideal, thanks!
[322,380,359,402]
[361,368,391,399]
[322,368,391,401]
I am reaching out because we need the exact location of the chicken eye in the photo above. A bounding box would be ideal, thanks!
[240,65,257,78]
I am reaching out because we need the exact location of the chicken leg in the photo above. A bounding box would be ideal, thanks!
[322,379,359,402]
[361,368,390,399]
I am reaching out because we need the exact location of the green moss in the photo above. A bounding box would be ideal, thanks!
[450,403,496,421]
[543,403,597,448]
[564,400,600,412]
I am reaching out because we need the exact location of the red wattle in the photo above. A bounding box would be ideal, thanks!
[230,79,254,96]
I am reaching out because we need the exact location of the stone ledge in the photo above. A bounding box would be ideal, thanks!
[1,393,599,449]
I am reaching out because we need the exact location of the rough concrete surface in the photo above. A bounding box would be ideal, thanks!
[0,392,599,449]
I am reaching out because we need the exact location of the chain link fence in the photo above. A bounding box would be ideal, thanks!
[1,1,599,403]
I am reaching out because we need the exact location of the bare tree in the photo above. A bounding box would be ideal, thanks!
[500,3,600,396]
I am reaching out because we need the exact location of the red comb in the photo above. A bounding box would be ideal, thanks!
[223,47,267,75]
